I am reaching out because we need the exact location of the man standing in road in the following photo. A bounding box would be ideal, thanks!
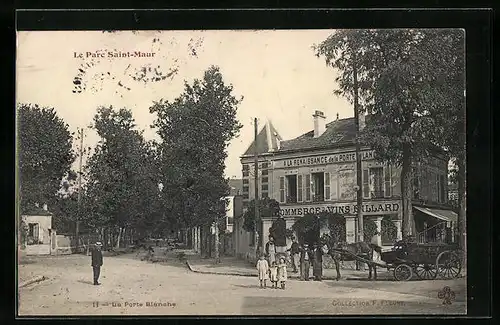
[91,241,103,285]
[300,243,313,281]
[287,237,300,273]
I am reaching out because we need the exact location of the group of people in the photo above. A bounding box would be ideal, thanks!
[288,237,325,281]
[256,235,326,288]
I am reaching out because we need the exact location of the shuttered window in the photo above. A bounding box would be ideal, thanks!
[279,177,285,203]
[305,174,311,202]
[330,171,338,200]
[384,165,392,197]
[363,169,369,198]
[297,175,303,202]
[324,172,331,200]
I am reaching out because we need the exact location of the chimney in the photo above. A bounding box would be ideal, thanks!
[336,113,339,121]
[313,110,326,138]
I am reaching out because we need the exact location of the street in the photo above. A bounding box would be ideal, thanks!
[18,251,466,315]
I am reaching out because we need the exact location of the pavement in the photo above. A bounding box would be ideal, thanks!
[17,247,467,316]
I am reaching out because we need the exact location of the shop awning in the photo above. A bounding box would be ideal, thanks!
[414,206,458,223]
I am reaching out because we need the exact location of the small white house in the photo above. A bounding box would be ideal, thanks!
[20,214,54,255]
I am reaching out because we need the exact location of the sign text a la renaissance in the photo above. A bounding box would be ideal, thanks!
[281,150,375,168]
[279,202,401,217]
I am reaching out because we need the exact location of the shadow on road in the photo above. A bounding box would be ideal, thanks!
[232,284,261,289]
[77,279,94,285]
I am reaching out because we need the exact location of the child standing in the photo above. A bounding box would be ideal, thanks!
[277,257,288,289]
[256,254,269,288]
[269,261,278,288]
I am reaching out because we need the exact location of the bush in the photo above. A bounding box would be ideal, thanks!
[363,218,378,242]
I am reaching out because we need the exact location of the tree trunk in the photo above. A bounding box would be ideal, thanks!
[214,217,220,264]
[457,156,466,264]
[115,227,123,249]
[401,144,415,238]
[115,227,122,249]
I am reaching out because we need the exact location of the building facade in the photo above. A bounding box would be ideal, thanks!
[237,111,457,257]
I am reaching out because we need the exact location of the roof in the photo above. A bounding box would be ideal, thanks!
[228,178,243,196]
[278,114,446,155]
[278,115,372,152]
[242,121,283,157]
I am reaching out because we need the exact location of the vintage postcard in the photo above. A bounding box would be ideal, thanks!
[16,29,466,316]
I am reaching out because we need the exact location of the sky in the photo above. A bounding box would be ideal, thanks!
[16,30,353,179]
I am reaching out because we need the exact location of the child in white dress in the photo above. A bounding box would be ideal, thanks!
[269,261,278,288]
[256,254,269,288]
[277,257,288,289]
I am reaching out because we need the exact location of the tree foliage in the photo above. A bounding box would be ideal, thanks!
[315,29,465,237]
[242,197,280,233]
[17,104,75,213]
[84,106,161,236]
[151,66,243,230]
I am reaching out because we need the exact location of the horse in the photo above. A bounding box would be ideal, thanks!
[320,237,379,281]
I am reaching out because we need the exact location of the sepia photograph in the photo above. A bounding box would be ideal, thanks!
[16,28,466,316]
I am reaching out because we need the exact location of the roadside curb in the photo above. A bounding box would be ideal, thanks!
[185,260,256,277]
[19,275,47,288]
[184,260,349,280]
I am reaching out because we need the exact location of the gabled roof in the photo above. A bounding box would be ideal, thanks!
[228,178,243,196]
[278,115,373,152]
[242,120,283,157]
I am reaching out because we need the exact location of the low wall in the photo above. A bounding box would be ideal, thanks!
[24,244,50,256]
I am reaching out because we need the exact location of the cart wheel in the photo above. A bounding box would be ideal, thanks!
[393,264,413,281]
[414,263,438,280]
[436,251,462,279]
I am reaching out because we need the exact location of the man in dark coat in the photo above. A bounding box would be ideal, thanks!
[312,244,323,281]
[299,243,314,281]
[91,241,103,285]
[287,237,300,273]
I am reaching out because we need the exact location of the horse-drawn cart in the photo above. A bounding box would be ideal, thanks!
[330,241,463,281]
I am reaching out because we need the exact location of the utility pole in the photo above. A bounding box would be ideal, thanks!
[353,50,364,244]
[253,118,260,256]
[76,128,84,254]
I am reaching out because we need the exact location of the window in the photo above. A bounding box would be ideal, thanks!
[363,169,369,199]
[262,192,268,199]
[305,174,311,201]
[384,166,391,197]
[243,179,249,185]
[261,176,268,183]
[312,172,325,202]
[261,169,268,176]
[261,162,268,169]
[261,184,268,191]
[243,194,249,199]
[243,185,249,193]
[279,177,285,203]
[28,223,39,245]
[286,175,298,203]
[330,171,338,200]
[242,164,249,171]
[430,172,438,201]
[324,172,331,200]
[369,167,384,198]
[242,171,249,177]
[297,175,303,202]
[439,175,446,203]
[339,169,355,200]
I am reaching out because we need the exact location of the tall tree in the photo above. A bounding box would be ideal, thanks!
[150,66,243,258]
[17,104,75,213]
[84,106,161,248]
[315,29,464,238]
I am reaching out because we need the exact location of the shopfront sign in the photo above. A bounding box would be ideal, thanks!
[279,201,401,217]
[280,150,375,168]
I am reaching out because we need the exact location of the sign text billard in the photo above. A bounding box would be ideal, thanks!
[279,202,400,217]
